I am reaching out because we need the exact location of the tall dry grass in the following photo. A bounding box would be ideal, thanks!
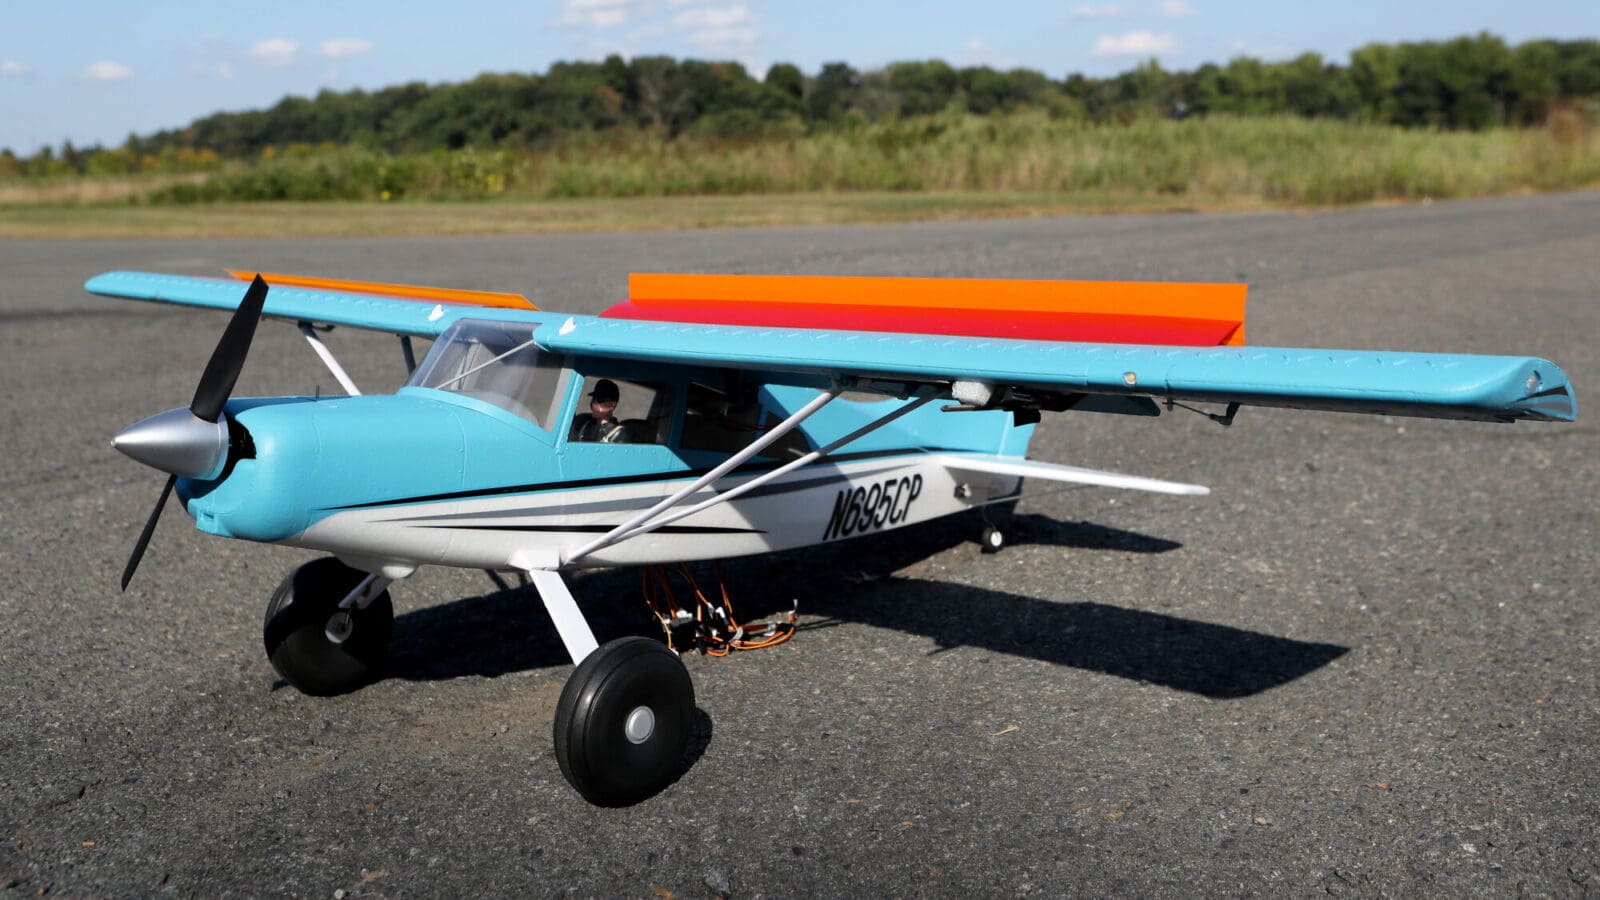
[6,113,1598,208]
[522,113,1600,205]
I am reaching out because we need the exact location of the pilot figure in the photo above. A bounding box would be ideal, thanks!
[570,379,628,443]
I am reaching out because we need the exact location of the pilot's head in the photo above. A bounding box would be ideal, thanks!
[589,379,620,420]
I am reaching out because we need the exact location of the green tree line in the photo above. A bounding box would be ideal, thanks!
[4,32,1596,178]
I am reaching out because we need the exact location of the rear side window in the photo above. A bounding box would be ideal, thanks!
[681,374,810,461]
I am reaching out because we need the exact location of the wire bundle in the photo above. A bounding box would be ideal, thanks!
[640,562,796,656]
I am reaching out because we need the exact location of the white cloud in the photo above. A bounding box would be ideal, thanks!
[560,0,653,28]
[1069,4,1125,18]
[672,3,761,56]
[247,39,299,68]
[81,60,134,81]
[1092,30,1177,56]
[1156,0,1194,16]
[672,2,752,28]
[321,38,374,60]
[681,26,762,58]
[555,0,765,68]
[1,59,30,77]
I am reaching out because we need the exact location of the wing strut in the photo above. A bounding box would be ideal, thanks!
[605,391,941,548]
[399,335,418,375]
[298,322,362,396]
[562,385,847,566]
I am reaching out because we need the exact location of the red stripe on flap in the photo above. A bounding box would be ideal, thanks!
[602,299,1239,346]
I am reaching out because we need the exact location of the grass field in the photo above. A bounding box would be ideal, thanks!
[4,113,1596,238]
[0,192,1287,239]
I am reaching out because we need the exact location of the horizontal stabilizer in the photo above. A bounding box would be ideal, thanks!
[935,452,1210,496]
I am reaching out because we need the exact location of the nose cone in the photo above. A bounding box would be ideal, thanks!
[112,407,230,480]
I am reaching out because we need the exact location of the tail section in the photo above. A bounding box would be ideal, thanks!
[935,452,1210,496]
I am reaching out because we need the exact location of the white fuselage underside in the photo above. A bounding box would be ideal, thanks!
[290,454,1022,572]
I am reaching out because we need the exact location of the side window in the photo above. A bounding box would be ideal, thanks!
[568,375,675,445]
[408,320,569,430]
[681,374,811,461]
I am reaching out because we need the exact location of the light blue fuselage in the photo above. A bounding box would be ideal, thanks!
[179,372,1030,568]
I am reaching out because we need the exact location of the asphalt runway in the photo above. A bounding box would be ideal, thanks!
[2,193,1596,896]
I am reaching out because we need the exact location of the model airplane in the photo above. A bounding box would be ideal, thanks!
[89,269,1577,806]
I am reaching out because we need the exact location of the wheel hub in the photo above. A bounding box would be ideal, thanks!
[324,611,354,644]
[624,705,656,744]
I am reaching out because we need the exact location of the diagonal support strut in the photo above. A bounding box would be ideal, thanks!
[562,385,846,566]
[606,390,940,547]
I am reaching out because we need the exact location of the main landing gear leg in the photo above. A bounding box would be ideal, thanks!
[528,569,695,807]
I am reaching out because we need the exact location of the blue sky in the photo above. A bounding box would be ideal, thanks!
[2,0,1595,155]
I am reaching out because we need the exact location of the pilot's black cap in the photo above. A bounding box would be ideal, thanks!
[589,379,620,402]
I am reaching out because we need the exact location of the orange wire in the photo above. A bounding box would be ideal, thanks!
[638,562,796,655]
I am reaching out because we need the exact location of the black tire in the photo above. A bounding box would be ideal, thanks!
[263,557,393,696]
[553,636,694,807]
[981,523,1006,554]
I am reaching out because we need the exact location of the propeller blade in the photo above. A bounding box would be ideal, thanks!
[122,474,178,591]
[190,274,269,423]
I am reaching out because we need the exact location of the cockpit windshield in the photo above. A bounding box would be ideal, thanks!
[408,319,570,429]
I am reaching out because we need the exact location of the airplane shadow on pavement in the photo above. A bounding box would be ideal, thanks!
[383,509,1347,699]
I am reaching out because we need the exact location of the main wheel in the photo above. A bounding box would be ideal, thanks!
[263,557,394,696]
[553,636,694,806]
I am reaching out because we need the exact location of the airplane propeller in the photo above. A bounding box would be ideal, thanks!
[118,274,269,590]
[122,475,177,592]
[191,274,270,422]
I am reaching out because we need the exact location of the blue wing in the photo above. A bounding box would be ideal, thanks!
[536,316,1575,424]
[85,271,555,337]
[88,270,1576,424]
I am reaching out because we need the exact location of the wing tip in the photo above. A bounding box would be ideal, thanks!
[226,269,538,311]
[1503,360,1578,422]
